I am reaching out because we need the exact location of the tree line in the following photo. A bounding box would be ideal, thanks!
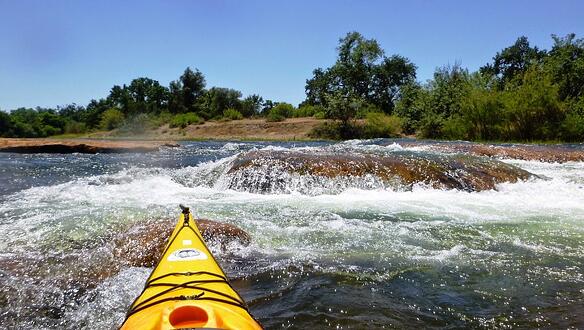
[305,32,584,142]
[0,68,285,137]
[1,31,583,142]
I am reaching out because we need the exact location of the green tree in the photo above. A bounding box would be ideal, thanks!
[325,92,360,123]
[240,94,263,117]
[429,63,472,118]
[108,78,169,115]
[545,33,584,102]
[305,32,416,112]
[200,87,242,119]
[0,111,13,137]
[267,102,295,122]
[394,82,430,134]
[370,55,416,113]
[502,66,564,140]
[480,36,545,88]
[100,108,125,130]
[85,99,113,129]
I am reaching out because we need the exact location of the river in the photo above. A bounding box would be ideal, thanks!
[0,139,583,329]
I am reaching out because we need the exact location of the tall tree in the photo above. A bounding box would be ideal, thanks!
[480,36,546,88]
[371,55,417,112]
[241,94,263,117]
[126,78,169,114]
[200,87,242,119]
[546,33,584,103]
[179,67,206,113]
[305,31,416,114]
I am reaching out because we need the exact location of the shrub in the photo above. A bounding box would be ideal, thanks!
[294,104,325,118]
[441,115,469,140]
[64,121,87,134]
[266,111,286,122]
[149,112,174,127]
[119,113,151,134]
[418,113,445,139]
[356,104,382,119]
[270,103,295,118]
[100,108,124,130]
[309,121,363,140]
[42,125,61,136]
[223,108,243,120]
[265,103,295,122]
[561,113,584,141]
[363,112,401,138]
[314,111,326,119]
[309,121,342,139]
[169,112,203,128]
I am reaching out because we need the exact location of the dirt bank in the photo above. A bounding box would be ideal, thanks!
[0,138,179,153]
[89,117,324,141]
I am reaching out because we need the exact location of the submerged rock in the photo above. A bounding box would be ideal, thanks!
[112,218,251,267]
[0,218,251,328]
[0,219,251,291]
[226,150,535,193]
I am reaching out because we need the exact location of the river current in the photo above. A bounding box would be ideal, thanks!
[0,139,583,329]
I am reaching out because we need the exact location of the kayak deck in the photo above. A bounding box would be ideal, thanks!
[120,210,261,329]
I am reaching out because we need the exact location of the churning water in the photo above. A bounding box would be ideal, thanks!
[0,140,583,329]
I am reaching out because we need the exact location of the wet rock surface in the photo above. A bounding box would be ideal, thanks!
[227,150,535,193]
[112,218,251,268]
[0,218,251,327]
[0,219,250,287]
[397,140,584,163]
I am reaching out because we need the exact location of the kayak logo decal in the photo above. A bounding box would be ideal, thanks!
[167,248,208,261]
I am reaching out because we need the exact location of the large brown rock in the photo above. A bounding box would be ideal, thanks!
[112,218,251,267]
[227,150,535,192]
[397,141,584,163]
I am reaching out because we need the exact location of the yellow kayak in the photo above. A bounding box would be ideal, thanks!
[120,206,262,329]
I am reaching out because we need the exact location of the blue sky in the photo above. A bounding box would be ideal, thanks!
[1,0,583,110]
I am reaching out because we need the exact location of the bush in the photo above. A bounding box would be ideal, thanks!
[561,113,584,141]
[309,121,363,140]
[356,104,382,119]
[294,104,325,118]
[266,112,286,122]
[309,121,342,139]
[119,113,151,134]
[169,112,203,128]
[269,103,295,118]
[64,121,87,134]
[42,125,61,136]
[418,113,445,139]
[223,108,243,120]
[100,108,124,130]
[363,112,401,138]
[314,111,326,119]
[441,115,469,140]
[149,112,174,127]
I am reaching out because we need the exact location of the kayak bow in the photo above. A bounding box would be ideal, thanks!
[120,206,262,329]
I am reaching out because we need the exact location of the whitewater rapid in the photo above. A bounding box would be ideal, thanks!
[0,140,583,329]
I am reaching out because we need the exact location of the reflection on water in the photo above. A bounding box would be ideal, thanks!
[0,139,583,329]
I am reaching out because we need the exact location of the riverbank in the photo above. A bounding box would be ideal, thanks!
[88,117,324,141]
[0,138,178,153]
